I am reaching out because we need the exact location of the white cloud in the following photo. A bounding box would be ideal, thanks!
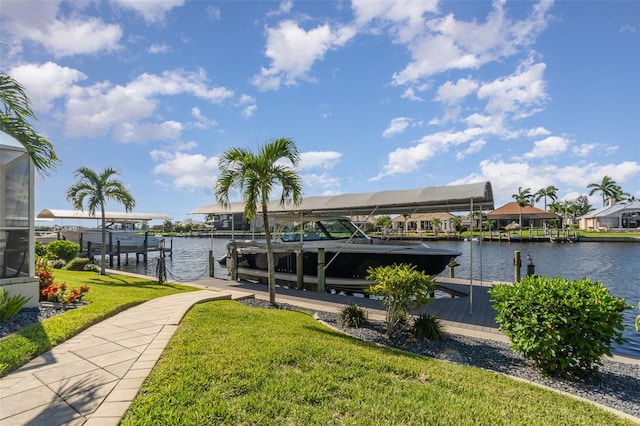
[456,139,486,160]
[65,69,234,141]
[148,43,171,54]
[9,62,87,112]
[299,151,342,170]
[401,87,423,102]
[435,78,479,106]
[206,5,221,21]
[477,61,548,115]
[151,150,219,189]
[526,127,551,137]
[382,117,412,138]
[252,20,356,91]
[191,107,218,129]
[572,143,596,157]
[391,0,553,85]
[301,173,342,194]
[524,136,571,159]
[1,1,122,57]
[112,0,185,23]
[450,158,640,207]
[352,0,438,43]
[236,95,257,118]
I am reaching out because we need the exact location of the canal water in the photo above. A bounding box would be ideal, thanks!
[114,237,640,359]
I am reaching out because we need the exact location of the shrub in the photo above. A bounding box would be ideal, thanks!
[411,313,443,341]
[0,288,31,321]
[35,241,47,257]
[338,303,368,328]
[367,263,435,337]
[64,257,90,271]
[84,263,100,272]
[46,240,80,262]
[49,258,67,269]
[490,276,629,380]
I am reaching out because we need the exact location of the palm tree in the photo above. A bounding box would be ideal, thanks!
[512,187,533,236]
[215,138,303,305]
[1,72,59,175]
[535,185,558,211]
[431,217,441,236]
[66,167,135,275]
[587,176,624,207]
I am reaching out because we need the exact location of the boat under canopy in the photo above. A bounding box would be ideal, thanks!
[190,182,494,292]
[189,181,494,217]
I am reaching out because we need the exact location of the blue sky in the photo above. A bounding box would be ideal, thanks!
[2,0,639,224]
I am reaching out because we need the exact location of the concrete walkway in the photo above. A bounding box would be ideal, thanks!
[0,289,246,425]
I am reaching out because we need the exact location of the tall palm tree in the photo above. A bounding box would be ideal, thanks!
[215,138,303,305]
[0,72,59,175]
[512,187,533,236]
[535,185,558,211]
[66,167,135,275]
[587,176,624,207]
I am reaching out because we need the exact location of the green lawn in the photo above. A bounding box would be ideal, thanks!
[0,270,197,376]
[122,301,633,425]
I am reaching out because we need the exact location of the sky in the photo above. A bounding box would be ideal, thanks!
[1,0,639,225]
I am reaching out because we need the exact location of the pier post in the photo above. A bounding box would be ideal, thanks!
[209,250,214,277]
[143,232,148,264]
[87,241,92,261]
[296,250,304,290]
[117,241,121,267]
[514,251,521,282]
[230,247,238,281]
[317,248,325,293]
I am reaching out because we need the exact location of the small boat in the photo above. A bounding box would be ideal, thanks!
[221,217,461,292]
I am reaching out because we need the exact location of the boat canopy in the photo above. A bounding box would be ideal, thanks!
[189,181,494,217]
[37,209,172,222]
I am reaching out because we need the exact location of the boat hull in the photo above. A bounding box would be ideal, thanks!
[227,240,461,292]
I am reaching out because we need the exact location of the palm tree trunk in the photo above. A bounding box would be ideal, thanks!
[262,200,276,305]
[100,203,107,275]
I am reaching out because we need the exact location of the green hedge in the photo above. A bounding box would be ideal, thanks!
[490,276,629,380]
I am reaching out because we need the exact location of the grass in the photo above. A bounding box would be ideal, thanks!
[0,270,197,376]
[122,301,633,425]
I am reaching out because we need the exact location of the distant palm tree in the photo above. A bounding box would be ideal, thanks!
[587,176,626,207]
[66,167,135,275]
[215,138,303,305]
[431,217,441,235]
[512,187,533,236]
[0,72,59,175]
[535,185,559,211]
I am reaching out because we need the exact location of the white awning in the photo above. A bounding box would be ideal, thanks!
[189,182,494,217]
[37,209,172,221]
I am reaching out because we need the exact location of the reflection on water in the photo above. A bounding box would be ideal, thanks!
[114,237,640,358]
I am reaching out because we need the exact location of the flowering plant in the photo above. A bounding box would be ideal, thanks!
[35,257,55,292]
[40,283,90,304]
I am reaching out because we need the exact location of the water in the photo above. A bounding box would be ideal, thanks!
[114,237,640,359]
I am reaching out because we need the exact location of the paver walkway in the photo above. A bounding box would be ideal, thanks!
[0,289,245,426]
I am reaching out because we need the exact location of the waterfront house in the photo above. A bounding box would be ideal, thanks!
[391,212,458,233]
[487,202,559,229]
[578,200,640,230]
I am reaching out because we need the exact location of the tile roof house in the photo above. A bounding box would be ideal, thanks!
[578,200,640,230]
[487,202,559,229]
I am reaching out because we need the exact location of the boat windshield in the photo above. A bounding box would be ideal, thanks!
[279,218,369,242]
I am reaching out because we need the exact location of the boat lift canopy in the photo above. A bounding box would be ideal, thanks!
[37,209,172,222]
[189,181,494,217]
